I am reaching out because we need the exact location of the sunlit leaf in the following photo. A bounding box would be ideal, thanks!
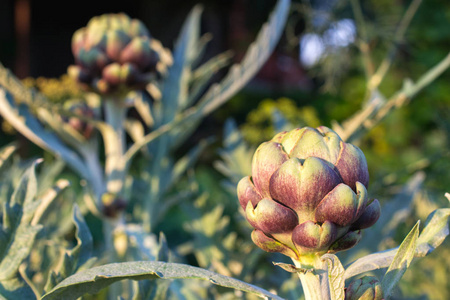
[344,201,450,280]
[322,254,345,300]
[0,86,89,179]
[0,161,43,281]
[41,261,283,300]
[381,221,420,297]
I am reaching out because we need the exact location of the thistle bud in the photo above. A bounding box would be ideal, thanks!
[68,13,172,96]
[237,126,381,260]
[63,101,95,139]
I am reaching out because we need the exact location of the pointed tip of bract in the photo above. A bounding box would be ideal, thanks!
[329,230,362,252]
[292,220,337,252]
[351,198,381,230]
[251,230,298,259]
[237,176,260,211]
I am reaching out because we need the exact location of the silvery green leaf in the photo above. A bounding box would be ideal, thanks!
[0,88,90,179]
[0,276,36,300]
[170,138,211,190]
[35,107,86,148]
[381,221,420,297]
[196,0,291,115]
[157,5,203,126]
[0,161,43,281]
[416,206,450,257]
[41,261,284,300]
[36,159,66,194]
[0,143,16,173]
[186,50,234,108]
[131,233,171,300]
[124,224,158,261]
[273,262,312,274]
[32,179,70,226]
[123,0,291,163]
[70,204,94,268]
[43,206,96,293]
[344,199,450,280]
[321,254,345,300]
[341,172,424,264]
[214,119,253,186]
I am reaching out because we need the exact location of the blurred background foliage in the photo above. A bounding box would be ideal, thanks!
[0,0,449,299]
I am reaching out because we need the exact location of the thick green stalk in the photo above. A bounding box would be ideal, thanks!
[103,98,127,194]
[293,256,328,300]
[102,97,128,299]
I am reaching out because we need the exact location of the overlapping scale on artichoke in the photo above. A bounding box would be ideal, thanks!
[345,276,384,300]
[237,126,381,260]
[68,13,173,95]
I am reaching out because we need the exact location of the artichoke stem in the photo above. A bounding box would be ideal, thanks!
[292,256,327,300]
[103,97,127,195]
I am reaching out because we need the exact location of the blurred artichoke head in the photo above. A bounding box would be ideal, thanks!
[345,276,383,300]
[62,101,96,139]
[68,13,173,96]
[237,126,381,262]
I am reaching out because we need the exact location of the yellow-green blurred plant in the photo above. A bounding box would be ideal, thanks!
[22,75,82,103]
[241,97,321,145]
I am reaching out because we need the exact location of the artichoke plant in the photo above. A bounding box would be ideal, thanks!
[68,13,173,95]
[237,126,381,265]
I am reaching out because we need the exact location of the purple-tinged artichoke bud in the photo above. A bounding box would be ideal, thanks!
[68,13,172,96]
[345,276,383,300]
[101,192,127,218]
[237,126,381,261]
[62,102,96,139]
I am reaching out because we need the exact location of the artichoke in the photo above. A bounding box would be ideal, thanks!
[345,276,383,300]
[68,13,173,95]
[237,126,381,262]
[63,101,95,139]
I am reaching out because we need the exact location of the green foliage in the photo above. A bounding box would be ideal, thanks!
[241,98,321,145]
[21,75,82,103]
[41,261,283,300]
[381,221,419,298]
[0,0,449,299]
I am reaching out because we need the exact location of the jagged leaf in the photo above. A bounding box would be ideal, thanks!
[157,4,203,126]
[123,0,291,163]
[186,50,234,108]
[70,204,94,268]
[0,88,89,179]
[322,254,345,300]
[416,207,450,256]
[381,221,420,297]
[0,276,36,300]
[0,161,43,281]
[195,0,291,115]
[41,261,283,300]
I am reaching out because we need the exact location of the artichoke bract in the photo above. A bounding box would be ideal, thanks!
[345,276,384,300]
[237,126,381,262]
[68,13,173,95]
